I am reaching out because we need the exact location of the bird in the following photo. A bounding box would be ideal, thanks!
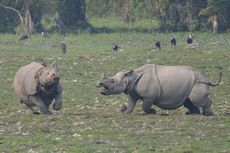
[112,43,119,52]
[19,34,29,41]
[187,34,193,44]
[41,32,50,38]
[170,36,176,47]
[60,42,67,54]
[155,40,161,51]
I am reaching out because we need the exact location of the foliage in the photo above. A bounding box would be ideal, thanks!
[151,0,209,31]
[57,0,86,26]
[1,0,230,32]
[199,0,230,31]
[85,0,152,19]
[0,0,53,33]
[85,0,120,18]
[0,0,21,33]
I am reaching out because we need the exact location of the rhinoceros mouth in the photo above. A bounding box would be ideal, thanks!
[97,83,110,94]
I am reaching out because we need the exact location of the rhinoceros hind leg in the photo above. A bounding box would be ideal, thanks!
[142,100,156,114]
[202,98,214,116]
[184,99,201,115]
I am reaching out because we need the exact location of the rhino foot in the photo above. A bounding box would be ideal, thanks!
[142,108,156,114]
[120,104,127,112]
[185,111,201,115]
[202,110,214,116]
[33,112,41,115]
[42,110,53,115]
[53,102,62,111]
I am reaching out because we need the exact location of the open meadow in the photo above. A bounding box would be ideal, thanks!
[0,18,230,152]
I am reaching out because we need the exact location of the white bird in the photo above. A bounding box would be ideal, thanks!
[187,34,193,44]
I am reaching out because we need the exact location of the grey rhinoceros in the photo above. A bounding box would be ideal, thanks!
[97,64,222,116]
[13,61,62,115]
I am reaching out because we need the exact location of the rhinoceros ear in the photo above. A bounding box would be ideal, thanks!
[50,60,57,68]
[123,70,134,77]
[101,73,106,79]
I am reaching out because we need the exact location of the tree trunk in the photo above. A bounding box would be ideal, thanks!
[23,0,35,34]
[122,0,135,24]
[0,0,35,34]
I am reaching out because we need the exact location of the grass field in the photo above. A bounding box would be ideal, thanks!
[0,18,230,153]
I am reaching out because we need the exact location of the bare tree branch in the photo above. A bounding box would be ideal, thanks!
[0,3,23,23]
[0,2,34,34]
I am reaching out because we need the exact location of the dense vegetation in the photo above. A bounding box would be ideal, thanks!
[0,0,230,33]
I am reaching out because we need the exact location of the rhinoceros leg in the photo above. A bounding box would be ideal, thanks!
[124,95,138,113]
[202,97,213,116]
[142,99,156,114]
[29,96,53,115]
[184,99,201,115]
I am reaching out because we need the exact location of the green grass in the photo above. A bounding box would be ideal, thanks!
[0,18,230,152]
[89,17,160,33]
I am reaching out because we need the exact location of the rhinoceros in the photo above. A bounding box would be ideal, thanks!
[13,61,62,115]
[97,64,222,116]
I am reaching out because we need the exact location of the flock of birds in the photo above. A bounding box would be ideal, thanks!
[112,34,195,52]
[19,32,67,54]
[19,32,195,54]
[154,34,193,51]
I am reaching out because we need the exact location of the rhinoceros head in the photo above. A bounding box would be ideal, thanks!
[97,70,134,95]
[38,61,60,87]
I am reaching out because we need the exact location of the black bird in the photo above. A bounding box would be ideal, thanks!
[187,34,193,44]
[155,40,161,51]
[112,43,119,52]
[170,36,176,47]
[19,34,29,41]
[60,42,67,54]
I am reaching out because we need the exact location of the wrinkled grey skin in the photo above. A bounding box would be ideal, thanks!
[97,64,222,116]
[13,61,62,115]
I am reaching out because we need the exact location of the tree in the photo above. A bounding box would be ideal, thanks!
[121,0,135,24]
[0,0,35,34]
[151,0,208,32]
[199,0,230,32]
[57,0,89,28]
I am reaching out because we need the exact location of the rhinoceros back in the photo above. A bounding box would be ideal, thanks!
[13,62,44,101]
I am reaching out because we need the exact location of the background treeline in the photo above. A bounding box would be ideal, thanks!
[0,0,230,33]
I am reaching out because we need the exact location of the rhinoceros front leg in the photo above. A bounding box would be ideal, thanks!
[29,96,53,115]
[53,84,62,111]
[53,92,62,111]
[142,99,156,114]
[123,95,138,114]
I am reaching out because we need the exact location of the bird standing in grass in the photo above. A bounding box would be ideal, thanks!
[41,32,50,38]
[187,34,193,44]
[60,42,67,54]
[112,43,119,52]
[170,36,176,47]
[155,40,161,51]
[19,34,29,41]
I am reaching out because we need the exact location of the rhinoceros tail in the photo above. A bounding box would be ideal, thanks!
[209,72,222,86]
